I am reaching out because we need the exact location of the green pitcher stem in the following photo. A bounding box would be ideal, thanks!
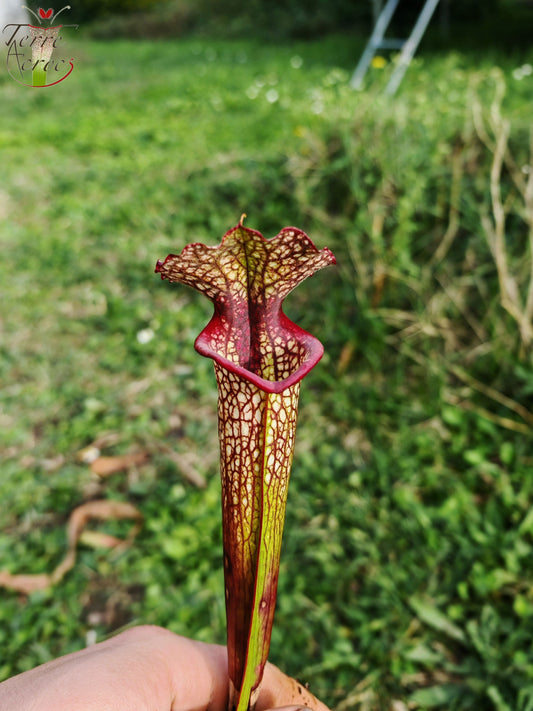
[234,393,294,711]
[32,66,46,87]
[216,362,300,711]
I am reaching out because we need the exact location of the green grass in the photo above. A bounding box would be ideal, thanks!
[1,34,533,710]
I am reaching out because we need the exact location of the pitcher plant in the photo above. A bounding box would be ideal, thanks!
[156,218,336,711]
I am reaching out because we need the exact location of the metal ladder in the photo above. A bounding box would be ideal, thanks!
[350,0,441,95]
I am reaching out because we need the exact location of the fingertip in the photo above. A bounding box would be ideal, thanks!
[257,662,330,711]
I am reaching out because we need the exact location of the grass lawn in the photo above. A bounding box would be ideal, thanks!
[1,31,533,710]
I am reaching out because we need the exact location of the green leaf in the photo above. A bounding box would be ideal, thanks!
[409,684,464,708]
[404,643,444,665]
[409,597,467,644]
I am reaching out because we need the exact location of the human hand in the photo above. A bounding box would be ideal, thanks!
[0,625,329,711]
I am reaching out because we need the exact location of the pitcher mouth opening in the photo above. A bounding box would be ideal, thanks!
[194,320,323,394]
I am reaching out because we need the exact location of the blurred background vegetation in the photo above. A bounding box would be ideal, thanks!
[20,0,533,43]
[1,1,533,709]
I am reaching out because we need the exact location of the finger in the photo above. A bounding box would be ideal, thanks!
[150,628,328,711]
[157,628,329,711]
[258,662,330,711]
[159,630,330,711]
